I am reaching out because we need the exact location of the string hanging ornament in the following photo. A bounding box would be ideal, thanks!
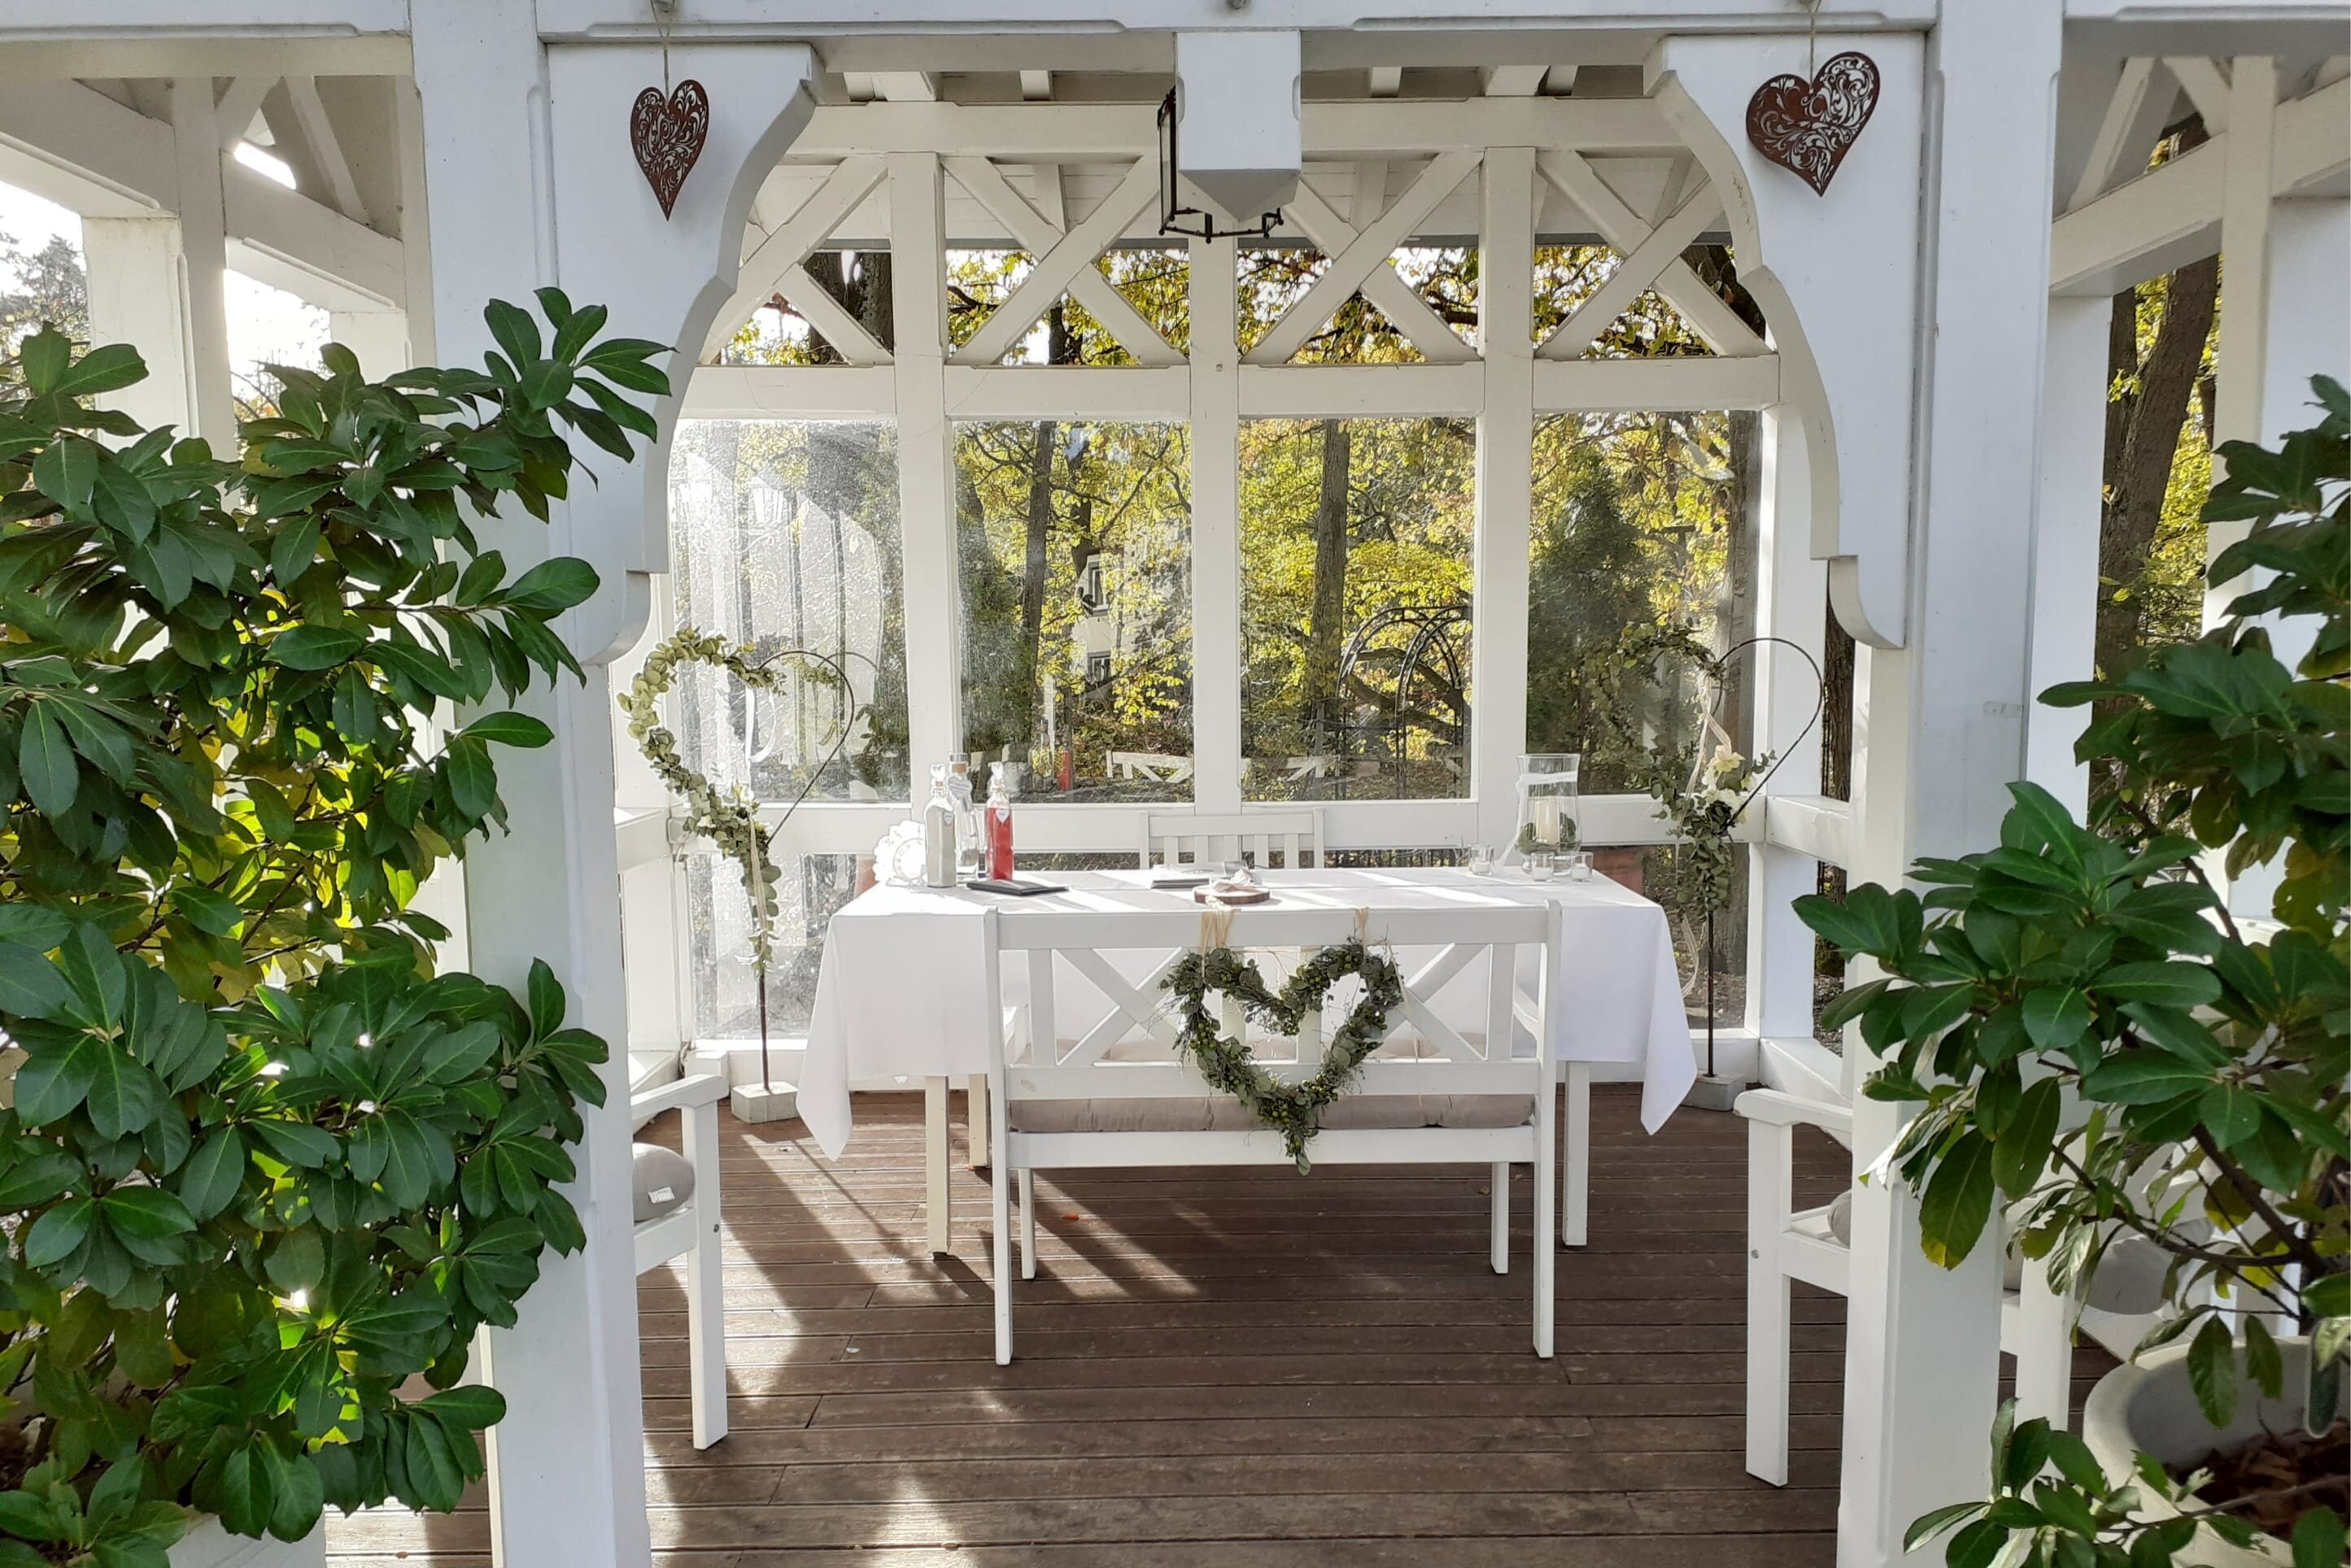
[630,0,709,220]
[1743,0,1881,196]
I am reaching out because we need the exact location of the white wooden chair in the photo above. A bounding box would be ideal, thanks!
[630,1069,729,1449]
[982,900,1555,1365]
[1738,1088,2174,1484]
[1137,808,1324,871]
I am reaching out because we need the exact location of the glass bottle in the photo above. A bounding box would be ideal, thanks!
[948,755,983,880]
[922,763,958,888]
[984,762,1017,881]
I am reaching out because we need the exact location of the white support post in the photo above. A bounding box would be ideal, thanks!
[1747,411,1825,1047]
[1560,1060,1590,1248]
[1189,231,1244,812]
[2227,193,2347,921]
[2025,298,2113,821]
[890,153,958,777]
[410,7,654,1564]
[166,79,236,450]
[328,308,412,377]
[80,218,197,438]
[1474,146,1536,852]
[2205,55,2278,628]
[1837,5,2056,1563]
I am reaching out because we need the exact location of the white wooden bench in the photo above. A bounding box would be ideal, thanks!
[979,900,1558,1365]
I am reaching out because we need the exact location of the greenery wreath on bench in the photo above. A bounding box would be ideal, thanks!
[1162,939,1404,1173]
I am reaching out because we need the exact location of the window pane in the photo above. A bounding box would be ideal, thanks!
[1525,411,1760,794]
[956,420,1193,800]
[1239,416,1476,800]
[688,852,859,1039]
[667,419,909,803]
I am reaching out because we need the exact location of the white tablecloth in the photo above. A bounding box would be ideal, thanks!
[799,867,1694,1157]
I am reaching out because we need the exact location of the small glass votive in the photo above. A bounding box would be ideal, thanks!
[1564,849,1594,882]
[1465,843,1495,877]
[1524,849,1556,882]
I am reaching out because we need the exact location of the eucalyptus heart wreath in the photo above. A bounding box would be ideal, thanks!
[618,627,857,1077]
[1162,939,1404,1173]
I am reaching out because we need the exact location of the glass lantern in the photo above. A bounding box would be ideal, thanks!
[1510,752,1581,863]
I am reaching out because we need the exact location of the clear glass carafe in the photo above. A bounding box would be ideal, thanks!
[1511,752,1581,863]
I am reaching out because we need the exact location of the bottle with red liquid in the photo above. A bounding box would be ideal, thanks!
[984,762,1017,880]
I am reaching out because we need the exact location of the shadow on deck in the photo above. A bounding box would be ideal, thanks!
[327,1085,1870,1566]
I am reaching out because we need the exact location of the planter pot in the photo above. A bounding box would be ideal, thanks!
[2082,1335,2312,1568]
[168,1517,325,1568]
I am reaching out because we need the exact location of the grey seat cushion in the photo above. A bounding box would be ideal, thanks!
[1009,1094,1533,1135]
[632,1143,696,1223]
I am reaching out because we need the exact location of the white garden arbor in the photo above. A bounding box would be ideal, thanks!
[0,2,2344,1564]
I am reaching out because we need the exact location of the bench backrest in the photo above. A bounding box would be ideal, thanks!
[981,902,1551,1107]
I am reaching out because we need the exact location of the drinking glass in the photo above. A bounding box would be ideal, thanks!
[1524,850,1556,882]
[1466,843,1495,877]
[1564,850,1594,882]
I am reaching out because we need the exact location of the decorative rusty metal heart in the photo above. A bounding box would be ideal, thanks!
[1744,52,1880,196]
[630,79,709,220]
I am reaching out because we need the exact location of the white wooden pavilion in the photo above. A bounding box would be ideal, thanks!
[1,2,2344,1563]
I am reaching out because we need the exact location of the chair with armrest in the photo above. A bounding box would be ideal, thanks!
[630,1068,730,1449]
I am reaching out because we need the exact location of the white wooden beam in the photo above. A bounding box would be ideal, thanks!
[281,74,369,224]
[213,74,274,149]
[1234,362,1483,418]
[2163,55,2232,132]
[168,78,235,450]
[2068,58,2167,210]
[221,163,403,310]
[1761,794,1852,870]
[1529,353,1780,412]
[1482,64,1549,97]
[1189,228,1243,813]
[788,98,1675,160]
[679,363,897,420]
[1018,68,1051,102]
[1537,150,1767,357]
[2050,72,2345,295]
[890,152,961,772]
[2207,56,2278,629]
[944,154,1182,367]
[945,365,1189,420]
[1472,146,1535,852]
[1244,149,1478,366]
[870,71,939,102]
[950,155,1159,367]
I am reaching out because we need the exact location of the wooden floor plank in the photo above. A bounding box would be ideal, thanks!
[329,1085,1856,1559]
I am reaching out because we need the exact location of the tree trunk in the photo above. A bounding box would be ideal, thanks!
[2095,251,2219,683]
[1304,420,1353,747]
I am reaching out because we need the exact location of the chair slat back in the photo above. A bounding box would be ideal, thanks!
[1139,809,1324,872]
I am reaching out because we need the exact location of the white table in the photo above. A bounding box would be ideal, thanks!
[800,867,1694,1252]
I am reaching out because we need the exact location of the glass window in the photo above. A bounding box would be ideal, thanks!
[955,420,1193,800]
[687,852,859,1039]
[946,247,1189,366]
[1237,243,1475,364]
[667,419,909,803]
[1238,416,1476,800]
[716,247,895,365]
[1524,409,1760,795]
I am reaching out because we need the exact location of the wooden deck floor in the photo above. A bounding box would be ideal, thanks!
[327,1084,1856,1566]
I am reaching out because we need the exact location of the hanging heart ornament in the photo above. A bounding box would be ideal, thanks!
[1744,51,1880,196]
[630,78,709,219]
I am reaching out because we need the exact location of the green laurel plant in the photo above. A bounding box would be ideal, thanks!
[0,291,670,1564]
[1799,379,2348,1566]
